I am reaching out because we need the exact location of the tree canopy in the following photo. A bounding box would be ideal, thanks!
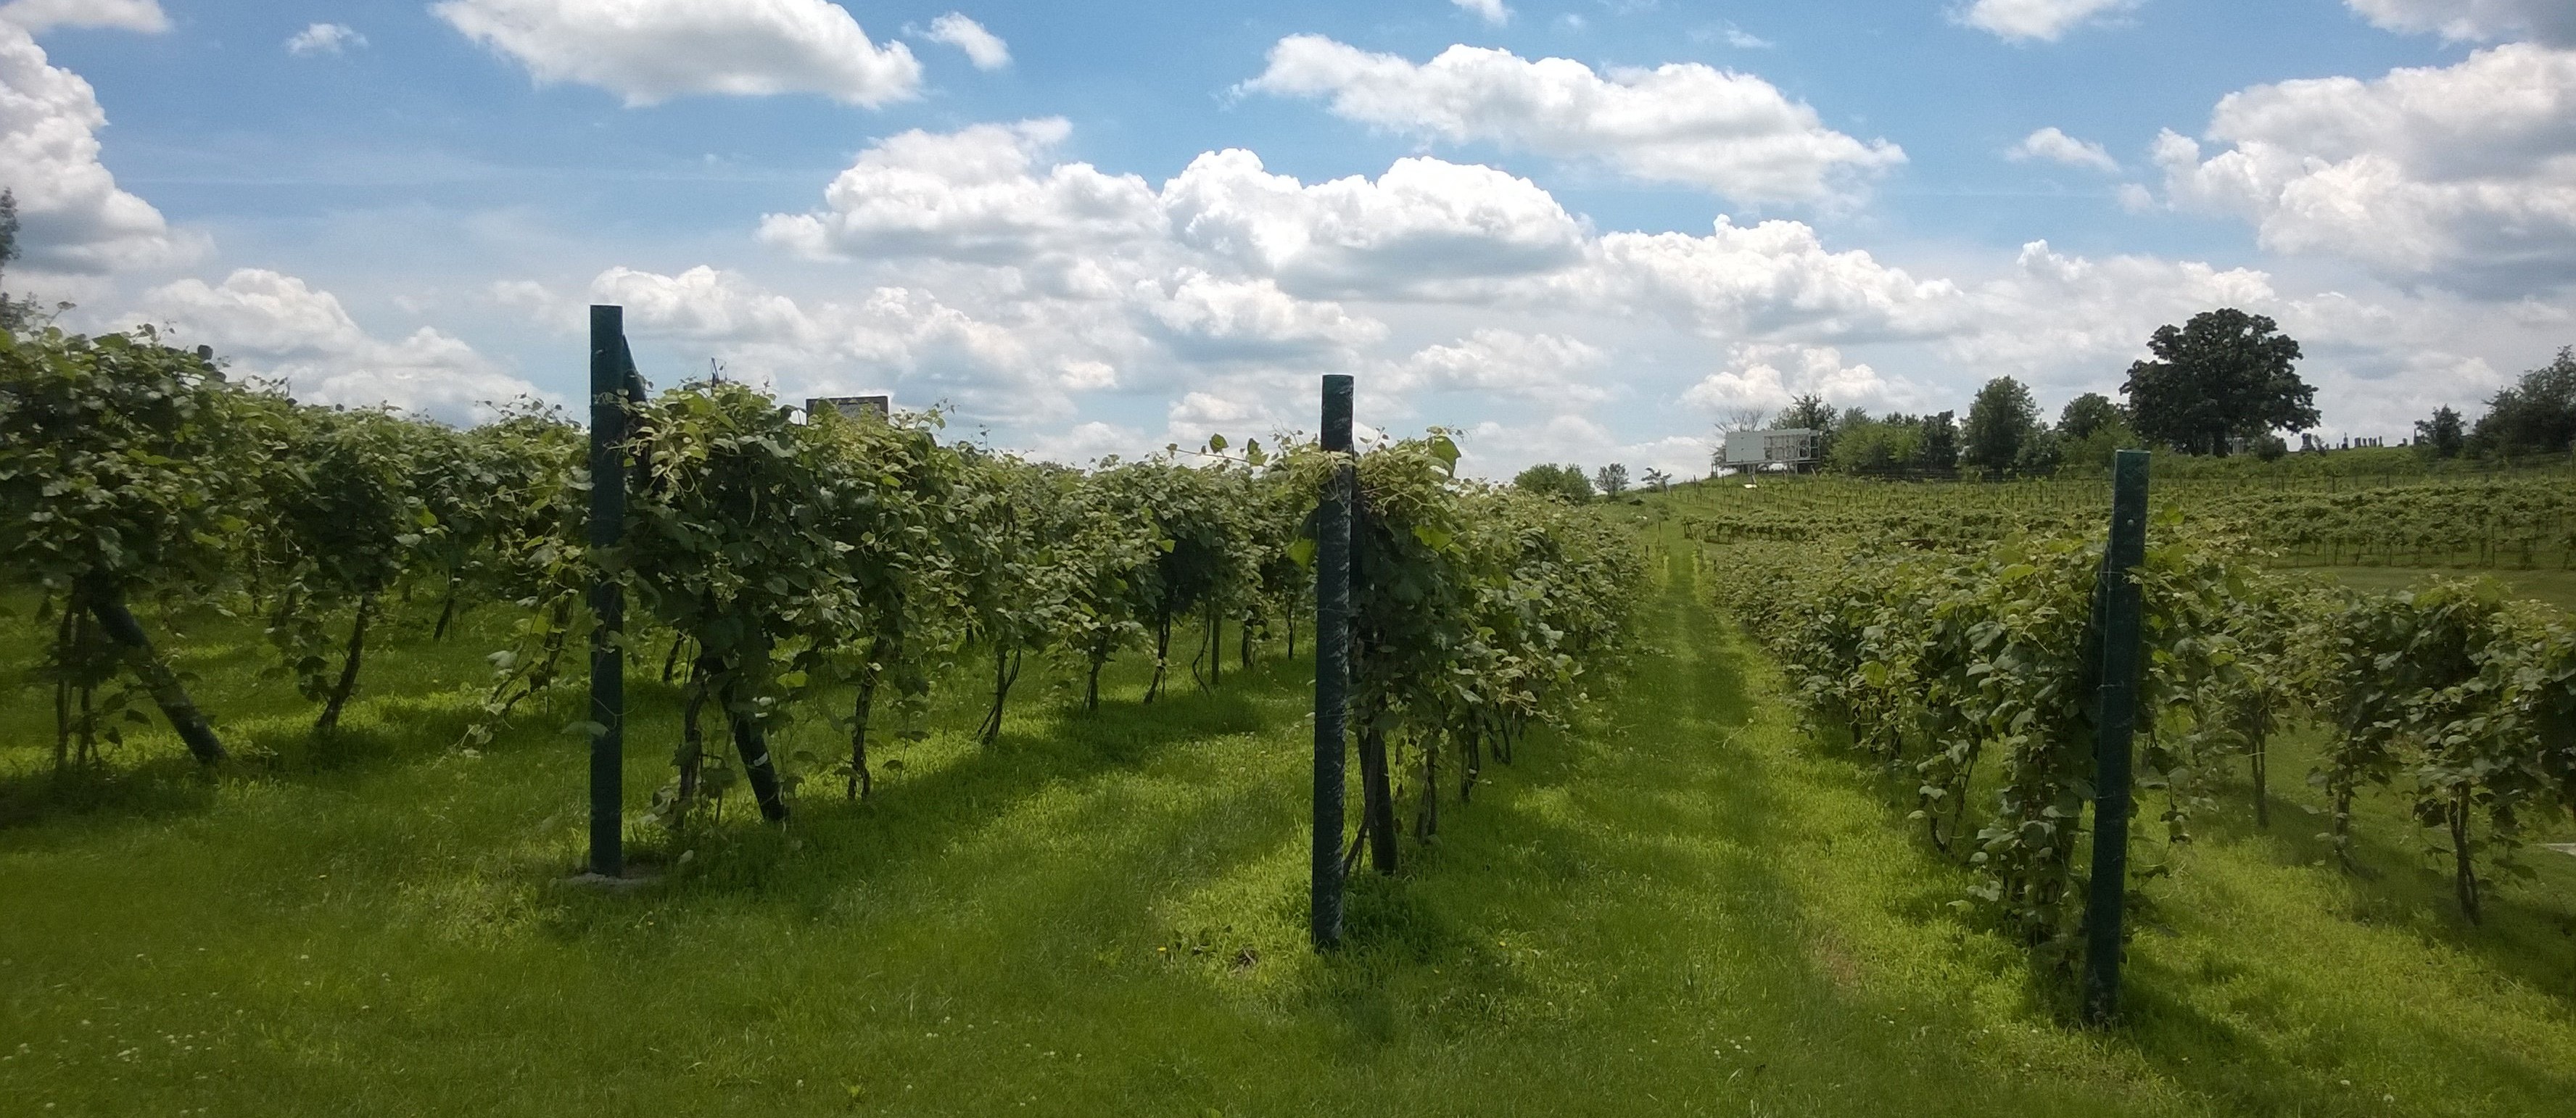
[1962,376,2041,474]
[2121,309,2317,455]
[1511,463,1593,503]
[2467,347,2576,457]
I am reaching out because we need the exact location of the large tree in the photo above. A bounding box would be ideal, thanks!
[2057,392,2126,441]
[1962,376,2040,474]
[2466,347,2576,457]
[2121,309,2317,455]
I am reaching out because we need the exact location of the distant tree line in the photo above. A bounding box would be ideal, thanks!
[1508,460,1671,503]
[2413,347,2576,461]
[1700,307,2576,478]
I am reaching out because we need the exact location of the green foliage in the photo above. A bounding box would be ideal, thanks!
[1511,462,1593,504]
[2416,405,2466,460]
[1593,463,1629,497]
[1692,469,2576,934]
[1962,377,2041,475]
[2057,392,2125,442]
[2467,347,2576,458]
[0,328,269,603]
[2121,309,2317,455]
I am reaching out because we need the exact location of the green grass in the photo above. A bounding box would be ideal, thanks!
[4,553,2575,1116]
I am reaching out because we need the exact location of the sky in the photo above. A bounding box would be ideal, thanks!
[4,0,2572,478]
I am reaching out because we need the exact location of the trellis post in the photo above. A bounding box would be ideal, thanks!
[1312,374,1354,949]
[585,305,629,877]
[2082,448,2150,1024]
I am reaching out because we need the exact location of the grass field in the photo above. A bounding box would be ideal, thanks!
[6,537,2576,1115]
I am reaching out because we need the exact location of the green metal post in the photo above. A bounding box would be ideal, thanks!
[1312,374,1353,949]
[2082,448,2150,1024]
[586,305,627,877]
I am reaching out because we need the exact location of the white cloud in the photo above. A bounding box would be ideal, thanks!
[1566,218,1957,341]
[1452,0,1511,26]
[579,265,1097,423]
[1957,0,2139,43]
[1943,241,2279,383]
[2150,44,2576,291]
[2345,0,2576,46]
[731,117,2556,461]
[759,118,1164,263]
[0,22,196,277]
[1387,328,1609,402]
[130,270,545,425]
[432,0,920,107]
[1163,149,1590,298]
[1681,343,1914,414]
[2008,126,2118,172]
[1240,36,1903,203]
[1141,270,1387,359]
[0,0,165,34]
[920,12,1008,70]
[286,23,366,57]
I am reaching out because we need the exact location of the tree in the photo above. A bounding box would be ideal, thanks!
[1916,410,1959,472]
[0,189,41,334]
[1777,394,1837,434]
[2057,392,2125,441]
[1827,414,1921,475]
[2466,347,2576,457]
[1639,467,1671,492]
[2121,309,2316,455]
[1593,463,1629,497]
[1962,376,2040,474]
[1511,463,1592,504]
[2416,405,2466,459]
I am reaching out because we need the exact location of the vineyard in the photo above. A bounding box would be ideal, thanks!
[5,325,2576,1115]
[1685,471,2576,940]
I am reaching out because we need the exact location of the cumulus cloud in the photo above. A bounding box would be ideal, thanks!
[1566,218,1957,341]
[432,0,920,107]
[0,22,196,276]
[1452,0,1511,25]
[1386,328,1609,402]
[2008,126,2118,172]
[1141,270,1387,360]
[919,12,1008,70]
[1240,36,1904,204]
[0,0,165,34]
[286,23,366,56]
[2150,44,2576,291]
[1942,241,2279,382]
[579,265,1099,423]
[759,118,1163,263]
[1681,343,1914,414]
[129,270,545,425]
[1957,0,2139,42]
[732,117,2553,460]
[1163,150,1590,298]
[2345,0,2576,46]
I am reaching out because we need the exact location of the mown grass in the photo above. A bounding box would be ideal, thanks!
[4,541,2574,1116]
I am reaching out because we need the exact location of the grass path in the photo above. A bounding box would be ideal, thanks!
[4,550,2575,1115]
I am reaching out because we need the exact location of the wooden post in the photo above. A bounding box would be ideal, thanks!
[2082,448,2150,1024]
[1312,374,1353,949]
[586,305,628,877]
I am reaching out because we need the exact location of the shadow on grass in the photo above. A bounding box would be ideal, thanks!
[2182,761,2576,1007]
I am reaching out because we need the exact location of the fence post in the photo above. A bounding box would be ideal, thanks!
[1312,374,1354,949]
[2082,448,2150,1024]
[586,305,628,878]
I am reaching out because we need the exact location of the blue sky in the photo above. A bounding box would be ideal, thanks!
[6,0,2572,476]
